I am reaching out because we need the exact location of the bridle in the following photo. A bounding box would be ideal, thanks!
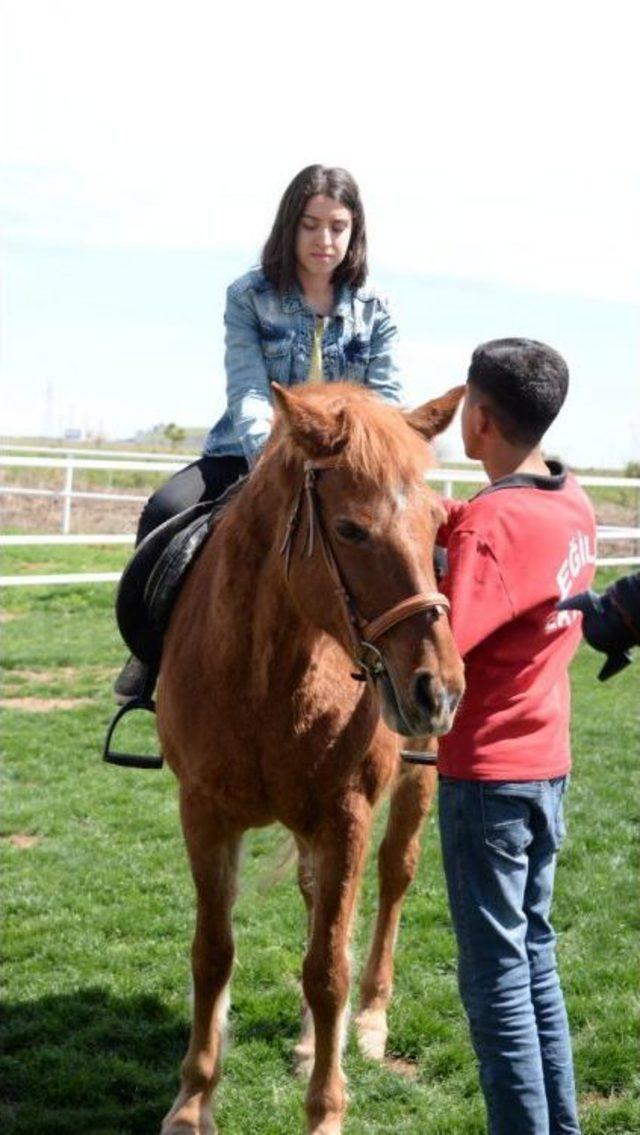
[279,455,450,685]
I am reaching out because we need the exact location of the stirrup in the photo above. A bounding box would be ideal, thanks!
[103,696,164,769]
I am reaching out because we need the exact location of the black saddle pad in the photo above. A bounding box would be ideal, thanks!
[116,474,249,665]
[116,501,216,666]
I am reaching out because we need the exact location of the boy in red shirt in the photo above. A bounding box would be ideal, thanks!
[436,338,596,1135]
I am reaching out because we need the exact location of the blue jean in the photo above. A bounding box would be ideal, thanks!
[438,776,580,1135]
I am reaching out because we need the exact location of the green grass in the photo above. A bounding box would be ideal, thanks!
[1,556,639,1134]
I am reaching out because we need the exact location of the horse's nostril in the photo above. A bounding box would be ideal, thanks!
[414,671,436,715]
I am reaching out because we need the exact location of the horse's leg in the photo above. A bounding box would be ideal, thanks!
[303,802,371,1135]
[294,835,316,1077]
[355,762,437,1061]
[162,789,241,1135]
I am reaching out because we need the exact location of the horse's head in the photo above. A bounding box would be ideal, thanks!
[269,382,465,737]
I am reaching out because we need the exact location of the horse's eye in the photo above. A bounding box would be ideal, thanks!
[335,519,369,544]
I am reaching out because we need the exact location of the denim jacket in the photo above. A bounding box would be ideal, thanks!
[203,268,404,464]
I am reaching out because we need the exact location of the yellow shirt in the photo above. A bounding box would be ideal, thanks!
[308,317,325,383]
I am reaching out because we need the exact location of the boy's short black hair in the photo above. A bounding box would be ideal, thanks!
[467,337,569,446]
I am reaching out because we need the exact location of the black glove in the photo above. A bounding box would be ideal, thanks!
[557,580,638,681]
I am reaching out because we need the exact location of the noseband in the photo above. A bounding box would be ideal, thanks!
[279,456,450,683]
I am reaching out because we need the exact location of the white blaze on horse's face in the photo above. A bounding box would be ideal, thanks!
[391,486,409,514]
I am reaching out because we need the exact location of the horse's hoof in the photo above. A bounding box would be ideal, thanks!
[354,1008,388,1061]
[161,1091,216,1135]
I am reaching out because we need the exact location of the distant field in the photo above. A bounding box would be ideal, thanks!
[1,557,638,1134]
[1,445,639,553]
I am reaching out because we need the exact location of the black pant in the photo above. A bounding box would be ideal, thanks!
[136,455,249,544]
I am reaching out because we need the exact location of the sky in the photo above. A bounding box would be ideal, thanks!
[1,0,639,468]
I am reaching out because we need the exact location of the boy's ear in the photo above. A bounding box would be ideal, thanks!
[474,401,493,436]
[405,385,465,441]
[272,382,349,459]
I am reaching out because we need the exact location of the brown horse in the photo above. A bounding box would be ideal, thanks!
[157,381,465,1135]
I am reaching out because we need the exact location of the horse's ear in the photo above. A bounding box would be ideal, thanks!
[272,383,348,458]
[405,385,466,441]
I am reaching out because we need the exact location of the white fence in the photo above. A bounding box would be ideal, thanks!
[1,446,639,586]
[0,452,188,536]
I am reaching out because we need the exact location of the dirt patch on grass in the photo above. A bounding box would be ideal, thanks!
[581,1091,623,1109]
[384,1056,419,1079]
[2,666,114,688]
[0,696,93,711]
[0,612,23,623]
[3,833,41,849]
[5,667,80,684]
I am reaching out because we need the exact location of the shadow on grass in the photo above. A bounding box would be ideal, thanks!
[0,986,188,1135]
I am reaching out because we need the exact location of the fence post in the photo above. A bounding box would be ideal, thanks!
[61,458,74,534]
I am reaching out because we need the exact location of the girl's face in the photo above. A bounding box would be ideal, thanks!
[295,194,353,284]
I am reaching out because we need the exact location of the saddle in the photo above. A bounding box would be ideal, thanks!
[117,501,217,668]
[104,476,247,770]
[117,473,249,666]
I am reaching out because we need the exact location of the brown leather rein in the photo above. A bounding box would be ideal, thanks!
[279,456,450,684]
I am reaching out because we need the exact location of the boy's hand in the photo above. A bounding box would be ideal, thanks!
[557,588,635,681]
[434,545,448,582]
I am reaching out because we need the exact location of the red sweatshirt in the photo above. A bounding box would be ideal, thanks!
[437,462,597,780]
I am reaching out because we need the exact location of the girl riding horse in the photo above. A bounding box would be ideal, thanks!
[115,164,405,702]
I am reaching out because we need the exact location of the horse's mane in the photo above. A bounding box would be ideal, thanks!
[209,384,434,550]
[268,382,434,486]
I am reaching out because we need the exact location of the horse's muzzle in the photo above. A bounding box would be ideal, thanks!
[377,667,461,738]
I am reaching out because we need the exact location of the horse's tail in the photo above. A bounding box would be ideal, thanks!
[257,827,298,894]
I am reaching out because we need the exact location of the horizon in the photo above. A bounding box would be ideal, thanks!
[1,427,637,479]
[3,240,637,469]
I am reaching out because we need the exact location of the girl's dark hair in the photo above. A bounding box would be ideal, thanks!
[261,165,368,293]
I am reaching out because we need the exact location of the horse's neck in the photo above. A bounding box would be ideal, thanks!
[206,475,324,695]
